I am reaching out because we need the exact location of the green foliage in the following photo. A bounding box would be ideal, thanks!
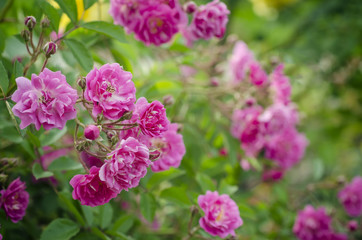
[40,218,80,240]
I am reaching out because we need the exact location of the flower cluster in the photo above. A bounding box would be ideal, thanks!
[0,178,29,223]
[230,41,308,178]
[70,63,186,206]
[109,0,229,46]
[11,68,78,130]
[198,191,243,238]
[338,176,362,217]
[293,205,347,240]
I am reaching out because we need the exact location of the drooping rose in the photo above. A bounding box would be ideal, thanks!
[84,63,136,120]
[0,178,29,223]
[11,68,77,130]
[198,191,243,238]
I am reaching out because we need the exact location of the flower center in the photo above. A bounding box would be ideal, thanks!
[216,207,224,222]
[149,17,164,34]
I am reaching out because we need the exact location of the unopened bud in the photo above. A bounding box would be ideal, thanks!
[111,135,119,146]
[84,125,101,140]
[107,130,117,140]
[43,42,57,58]
[75,140,91,151]
[41,17,50,28]
[337,175,346,185]
[177,124,183,133]
[184,1,197,14]
[97,114,104,124]
[149,150,161,161]
[120,111,133,121]
[210,77,219,87]
[190,205,199,216]
[163,95,174,106]
[347,220,358,232]
[0,158,19,166]
[245,98,256,107]
[77,77,86,89]
[21,30,30,42]
[0,174,7,183]
[24,16,36,30]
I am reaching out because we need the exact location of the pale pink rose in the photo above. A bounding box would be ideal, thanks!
[198,191,243,238]
[84,63,136,120]
[84,125,100,140]
[270,64,291,105]
[229,41,255,83]
[99,137,151,192]
[11,68,78,130]
[249,61,268,86]
[70,166,117,207]
[338,176,362,217]
[264,127,308,169]
[150,123,185,172]
[184,0,230,46]
[0,178,29,223]
[231,106,264,157]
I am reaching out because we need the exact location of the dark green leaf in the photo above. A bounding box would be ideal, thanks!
[39,127,67,146]
[39,0,61,32]
[48,156,82,171]
[196,173,216,193]
[82,21,126,43]
[54,0,78,24]
[99,203,113,229]
[32,163,54,180]
[83,0,98,10]
[81,205,94,227]
[27,130,41,147]
[218,179,238,196]
[40,218,80,240]
[0,60,8,95]
[140,193,157,222]
[5,100,23,136]
[146,168,185,189]
[65,39,93,71]
[58,191,86,226]
[160,187,192,207]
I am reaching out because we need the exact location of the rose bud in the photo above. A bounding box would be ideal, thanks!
[41,17,50,28]
[163,95,175,106]
[21,30,30,42]
[43,42,57,58]
[84,125,101,140]
[347,220,358,232]
[24,16,36,30]
[184,1,197,14]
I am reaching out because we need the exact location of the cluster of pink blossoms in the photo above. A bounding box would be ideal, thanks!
[338,176,362,217]
[293,205,347,240]
[70,63,185,206]
[198,191,243,238]
[109,0,229,46]
[0,178,29,223]
[229,41,308,179]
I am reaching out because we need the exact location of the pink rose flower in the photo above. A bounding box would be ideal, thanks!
[11,68,77,130]
[293,205,347,240]
[0,178,29,223]
[84,125,100,140]
[198,191,243,238]
[134,97,169,137]
[270,64,291,105]
[84,63,136,120]
[99,137,151,192]
[338,176,362,217]
[347,220,358,232]
[80,151,103,169]
[231,106,264,157]
[184,0,230,46]
[150,123,186,172]
[249,61,268,86]
[264,127,308,169]
[229,41,255,83]
[70,166,117,207]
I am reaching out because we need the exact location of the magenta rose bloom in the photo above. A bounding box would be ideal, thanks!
[109,0,145,33]
[338,176,362,217]
[11,68,77,130]
[293,205,347,240]
[70,166,117,207]
[264,127,308,169]
[231,106,264,157]
[198,191,243,238]
[229,41,255,83]
[249,61,268,86]
[84,125,100,140]
[184,0,229,46]
[99,137,151,192]
[150,123,186,172]
[84,63,136,120]
[270,64,291,105]
[0,178,29,223]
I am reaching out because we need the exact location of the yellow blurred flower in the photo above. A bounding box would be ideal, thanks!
[48,0,110,32]
[250,0,297,19]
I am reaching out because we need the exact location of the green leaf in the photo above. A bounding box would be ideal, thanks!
[140,193,157,222]
[39,0,61,32]
[83,0,98,10]
[82,21,126,43]
[9,59,24,94]
[110,215,134,233]
[99,203,113,229]
[54,0,78,24]
[65,39,93,71]
[48,156,82,171]
[196,173,216,193]
[27,130,41,147]
[32,163,54,180]
[40,218,80,240]
[0,60,9,95]
[160,186,192,207]
[81,205,94,227]
[39,127,67,146]
[5,101,23,136]
[218,179,238,196]
[58,191,86,226]
[246,157,262,172]
[146,168,185,189]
